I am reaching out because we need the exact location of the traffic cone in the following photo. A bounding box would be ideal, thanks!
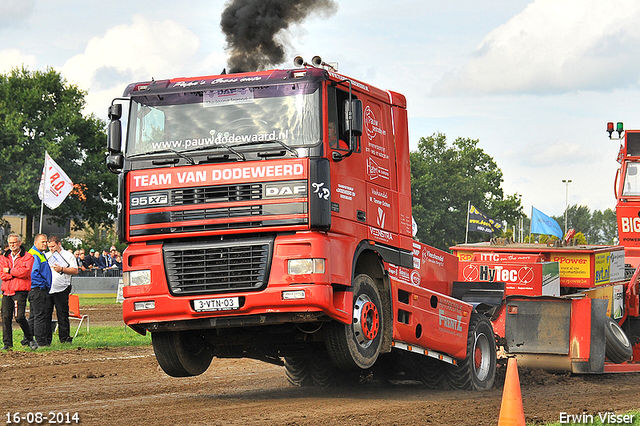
[497,357,525,426]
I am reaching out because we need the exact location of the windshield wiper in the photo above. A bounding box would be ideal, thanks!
[232,140,299,157]
[128,148,195,165]
[184,143,246,161]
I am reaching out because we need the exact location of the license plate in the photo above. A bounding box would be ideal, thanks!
[193,297,240,312]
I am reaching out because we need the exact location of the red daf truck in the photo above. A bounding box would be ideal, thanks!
[106,57,501,389]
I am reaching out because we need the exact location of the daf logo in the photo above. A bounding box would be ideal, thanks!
[130,193,169,208]
[264,182,307,198]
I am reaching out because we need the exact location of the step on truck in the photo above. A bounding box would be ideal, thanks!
[106,56,502,389]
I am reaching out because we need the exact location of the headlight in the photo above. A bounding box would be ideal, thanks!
[288,259,325,275]
[123,269,151,286]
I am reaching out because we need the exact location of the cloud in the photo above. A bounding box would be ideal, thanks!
[432,0,640,96]
[0,0,34,28]
[0,49,36,73]
[62,15,199,90]
[60,14,200,117]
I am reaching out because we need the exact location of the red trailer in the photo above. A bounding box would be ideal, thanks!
[451,242,640,373]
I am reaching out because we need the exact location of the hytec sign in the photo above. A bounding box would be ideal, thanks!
[459,261,560,297]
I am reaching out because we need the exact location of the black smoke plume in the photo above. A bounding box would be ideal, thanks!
[221,0,338,73]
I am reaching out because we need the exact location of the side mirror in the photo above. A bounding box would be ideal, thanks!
[107,104,123,154]
[107,103,123,173]
[344,99,363,138]
[106,154,124,174]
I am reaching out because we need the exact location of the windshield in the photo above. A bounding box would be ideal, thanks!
[125,82,321,156]
[623,162,640,196]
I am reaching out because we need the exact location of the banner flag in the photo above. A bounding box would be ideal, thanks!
[38,152,73,210]
[468,204,503,234]
[531,206,563,238]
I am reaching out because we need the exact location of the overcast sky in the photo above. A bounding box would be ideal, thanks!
[2,0,639,218]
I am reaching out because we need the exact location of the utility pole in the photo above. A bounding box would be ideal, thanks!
[562,179,572,236]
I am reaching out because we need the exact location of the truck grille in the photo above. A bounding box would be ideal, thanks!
[172,184,262,205]
[163,238,273,295]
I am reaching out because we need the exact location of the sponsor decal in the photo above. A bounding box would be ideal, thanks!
[369,226,394,243]
[311,182,330,200]
[376,206,386,228]
[462,264,534,284]
[422,248,445,267]
[336,184,355,201]
[550,253,590,283]
[366,157,390,181]
[130,160,306,190]
[438,309,463,334]
[151,130,290,151]
[410,270,421,286]
[364,106,386,141]
[327,71,370,92]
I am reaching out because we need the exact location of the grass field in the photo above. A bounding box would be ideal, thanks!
[3,293,151,352]
[6,326,151,352]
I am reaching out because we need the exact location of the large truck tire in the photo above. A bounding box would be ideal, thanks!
[604,317,633,364]
[446,313,496,391]
[152,331,213,377]
[325,274,384,370]
[285,351,360,387]
[284,356,313,386]
[411,355,447,389]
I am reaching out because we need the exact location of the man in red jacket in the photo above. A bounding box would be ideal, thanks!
[1,233,36,350]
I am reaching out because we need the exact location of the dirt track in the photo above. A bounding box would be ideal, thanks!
[1,304,639,426]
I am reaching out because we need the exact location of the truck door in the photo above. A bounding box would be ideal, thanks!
[363,99,398,246]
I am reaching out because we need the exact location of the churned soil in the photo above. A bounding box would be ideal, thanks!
[0,304,639,426]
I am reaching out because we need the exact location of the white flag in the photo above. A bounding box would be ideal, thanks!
[38,152,73,209]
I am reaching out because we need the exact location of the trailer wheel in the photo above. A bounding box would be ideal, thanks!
[447,313,496,391]
[152,331,213,377]
[604,317,633,364]
[284,356,313,386]
[325,274,384,370]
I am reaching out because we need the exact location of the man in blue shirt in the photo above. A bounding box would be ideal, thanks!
[29,234,52,346]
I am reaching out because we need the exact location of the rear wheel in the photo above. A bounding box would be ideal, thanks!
[284,356,313,386]
[285,350,360,387]
[411,355,447,389]
[604,317,633,364]
[325,274,384,369]
[447,313,496,391]
[152,331,213,377]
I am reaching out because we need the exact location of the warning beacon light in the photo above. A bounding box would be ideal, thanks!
[607,121,624,139]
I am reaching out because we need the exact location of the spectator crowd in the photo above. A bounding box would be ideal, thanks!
[1,234,123,351]
[73,246,122,277]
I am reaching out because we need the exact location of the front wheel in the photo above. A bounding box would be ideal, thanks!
[325,274,384,369]
[152,331,213,377]
[447,313,497,391]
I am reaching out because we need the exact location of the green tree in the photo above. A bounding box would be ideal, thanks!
[0,67,117,240]
[552,205,618,244]
[590,208,617,244]
[410,133,523,250]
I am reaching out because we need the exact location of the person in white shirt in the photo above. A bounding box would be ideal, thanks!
[45,235,78,344]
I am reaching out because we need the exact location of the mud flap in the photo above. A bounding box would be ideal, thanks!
[451,281,505,312]
[501,296,607,374]
[573,299,606,374]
